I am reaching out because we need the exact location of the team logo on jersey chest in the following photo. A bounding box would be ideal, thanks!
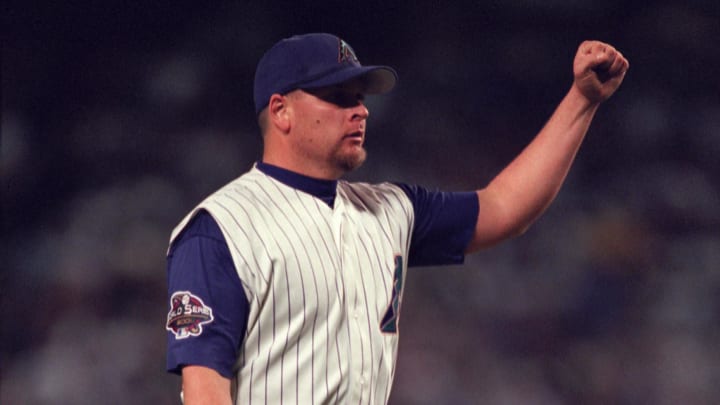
[166,291,214,339]
[380,255,404,334]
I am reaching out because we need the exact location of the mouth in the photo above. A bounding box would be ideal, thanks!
[343,131,364,142]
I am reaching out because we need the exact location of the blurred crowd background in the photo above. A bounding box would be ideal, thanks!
[3,1,719,404]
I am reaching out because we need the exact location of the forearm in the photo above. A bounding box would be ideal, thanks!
[182,366,232,405]
[470,86,599,249]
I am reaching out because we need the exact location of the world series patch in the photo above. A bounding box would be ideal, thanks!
[166,291,214,339]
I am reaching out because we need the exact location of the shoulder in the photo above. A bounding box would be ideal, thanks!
[208,168,271,201]
[198,167,301,216]
[175,210,224,242]
[338,181,413,217]
[168,169,269,245]
[339,181,407,203]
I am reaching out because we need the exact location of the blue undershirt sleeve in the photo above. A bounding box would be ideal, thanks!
[166,210,249,378]
[395,184,479,267]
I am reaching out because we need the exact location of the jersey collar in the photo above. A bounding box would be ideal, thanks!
[256,161,337,207]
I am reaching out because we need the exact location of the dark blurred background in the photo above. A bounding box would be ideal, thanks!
[3,1,719,404]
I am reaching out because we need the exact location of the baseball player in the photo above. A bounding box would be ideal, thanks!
[165,33,628,404]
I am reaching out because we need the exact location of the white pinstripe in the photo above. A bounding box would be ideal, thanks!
[170,166,414,404]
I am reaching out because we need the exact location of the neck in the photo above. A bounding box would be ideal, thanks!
[261,153,345,181]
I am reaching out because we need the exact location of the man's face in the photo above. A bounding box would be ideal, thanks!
[286,79,369,178]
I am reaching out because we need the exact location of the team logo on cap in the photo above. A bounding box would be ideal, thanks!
[338,39,359,63]
[166,291,214,339]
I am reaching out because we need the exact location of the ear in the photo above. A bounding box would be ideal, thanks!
[268,94,291,134]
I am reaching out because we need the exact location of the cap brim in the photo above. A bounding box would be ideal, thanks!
[299,65,398,94]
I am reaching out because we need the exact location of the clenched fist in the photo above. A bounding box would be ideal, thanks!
[573,40,629,104]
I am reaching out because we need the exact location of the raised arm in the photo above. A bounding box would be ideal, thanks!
[466,40,629,252]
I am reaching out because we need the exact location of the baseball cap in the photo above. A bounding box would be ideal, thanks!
[253,33,398,114]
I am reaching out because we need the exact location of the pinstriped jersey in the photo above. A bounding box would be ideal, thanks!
[170,166,414,404]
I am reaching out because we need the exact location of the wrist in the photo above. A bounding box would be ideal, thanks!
[567,84,601,113]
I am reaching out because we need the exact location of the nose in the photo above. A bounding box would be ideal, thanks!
[352,99,369,121]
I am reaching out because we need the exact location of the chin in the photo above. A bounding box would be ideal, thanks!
[336,149,367,173]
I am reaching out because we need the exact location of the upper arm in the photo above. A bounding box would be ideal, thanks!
[166,210,249,378]
[395,183,478,266]
[465,188,525,253]
[182,365,232,405]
